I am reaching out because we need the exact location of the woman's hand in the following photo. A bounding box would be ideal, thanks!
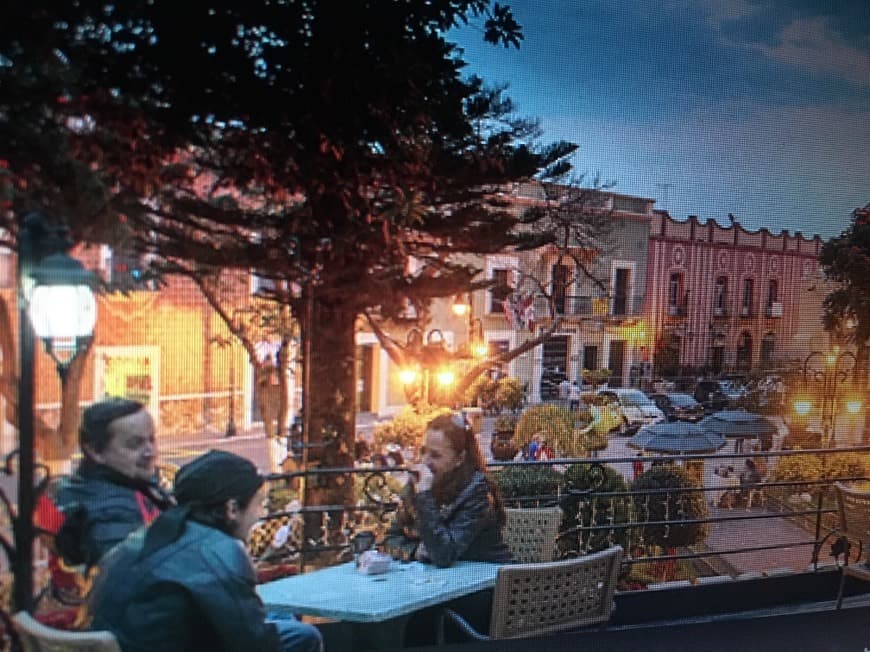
[412,464,433,492]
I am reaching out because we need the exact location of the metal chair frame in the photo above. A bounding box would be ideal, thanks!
[438,545,623,642]
[13,611,120,652]
[834,482,870,609]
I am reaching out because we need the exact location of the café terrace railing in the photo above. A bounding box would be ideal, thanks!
[252,445,870,577]
[2,444,867,626]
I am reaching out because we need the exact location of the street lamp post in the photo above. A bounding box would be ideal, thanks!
[15,212,97,612]
[792,348,861,448]
[451,293,488,359]
[400,328,455,406]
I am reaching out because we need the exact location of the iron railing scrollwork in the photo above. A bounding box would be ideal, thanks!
[252,448,870,578]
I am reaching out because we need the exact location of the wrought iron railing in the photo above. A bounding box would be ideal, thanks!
[2,443,867,643]
[251,446,870,581]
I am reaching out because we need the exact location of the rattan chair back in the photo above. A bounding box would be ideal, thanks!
[488,545,623,639]
[13,611,121,652]
[835,482,870,551]
[503,506,562,563]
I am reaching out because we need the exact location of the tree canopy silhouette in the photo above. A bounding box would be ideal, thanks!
[1,2,579,512]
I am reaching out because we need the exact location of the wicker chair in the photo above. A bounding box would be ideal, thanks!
[438,545,623,642]
[13,612,120,652]
[503,506,562,563]
[834,482,870,609]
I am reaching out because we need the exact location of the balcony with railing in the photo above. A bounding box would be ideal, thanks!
[243,444,870,650]
[544,294,645,319]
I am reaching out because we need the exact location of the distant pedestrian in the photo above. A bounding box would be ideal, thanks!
[538,438,554,461]
[632,453,645,481]
[568,382,582,411]
[559,378,571,402]
[526,434,541,461]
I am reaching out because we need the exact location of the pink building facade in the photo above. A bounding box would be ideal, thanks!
[646,213,825,376]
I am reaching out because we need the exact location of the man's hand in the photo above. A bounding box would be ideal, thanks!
[413,464,433,492]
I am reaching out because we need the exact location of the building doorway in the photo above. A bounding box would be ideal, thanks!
[540,336,569,400]
[608,340,626,387]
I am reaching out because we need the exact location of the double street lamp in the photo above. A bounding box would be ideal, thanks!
[792,348,862,448]
[399,328,456,406]
[15,213,97,612]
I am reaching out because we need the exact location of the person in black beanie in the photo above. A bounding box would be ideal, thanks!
[54,398,173,568]
[83,450,322,652]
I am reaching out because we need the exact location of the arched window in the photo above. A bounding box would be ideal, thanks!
[766,279,779,316]
[668,272,685,315]
[736,331,753,369]
[760,332,775,365]
[714,277,728,315]
[741,278,754,316]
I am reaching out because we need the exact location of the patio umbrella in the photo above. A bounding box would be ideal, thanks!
[699,410,778,451]
[627,421,727,454]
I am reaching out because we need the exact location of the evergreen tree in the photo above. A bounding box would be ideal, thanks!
[819,205,870,378]
[1,3,576,511]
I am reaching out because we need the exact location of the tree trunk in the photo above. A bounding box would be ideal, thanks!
[47,340,93,470]
[255,361,280,439]
[303,300,357,543]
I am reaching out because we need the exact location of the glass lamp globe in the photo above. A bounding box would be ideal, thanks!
[27,252,97,340]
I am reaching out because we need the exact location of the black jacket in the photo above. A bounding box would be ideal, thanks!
[84,521,281,652]
[385,470,512,567]
[55,462,168,567]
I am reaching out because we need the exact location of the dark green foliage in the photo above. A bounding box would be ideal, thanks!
[819,206,870,375]
[513,404,575,453]
[1,3,578,498]
[494,376,525,412]
[560,464,631,554]
[465,375,498,410]
[492,465,564,506]
[631,463,709,548]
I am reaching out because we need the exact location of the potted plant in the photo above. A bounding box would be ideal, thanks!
[490,415,519,461]
[494,377,525,414]
[582,368,612,390]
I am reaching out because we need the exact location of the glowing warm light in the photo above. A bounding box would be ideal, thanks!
[793,399,812,416]
[398,368,419,385]
[826,347,839,366]
[451,296,470,317]
[472,342,489,357]
[435,369,455,387]
[846,399,863,415]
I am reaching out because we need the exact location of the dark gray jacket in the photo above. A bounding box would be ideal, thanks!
[385,470,512,567]
[55,463,167,567]
[85,521,280,652]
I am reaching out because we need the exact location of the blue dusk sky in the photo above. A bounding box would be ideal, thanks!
[449,0,869,239]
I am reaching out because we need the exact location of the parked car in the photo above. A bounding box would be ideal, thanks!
[693,380,731,412]
[648,392,706,422]
[718,378,747,404]
[596,388,666,435]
